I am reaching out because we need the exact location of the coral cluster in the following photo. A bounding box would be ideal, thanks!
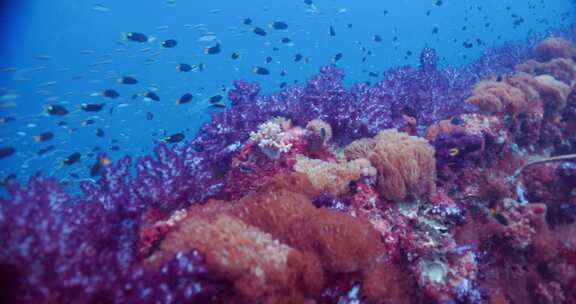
[3,31,576,303]
[346,129,436,201]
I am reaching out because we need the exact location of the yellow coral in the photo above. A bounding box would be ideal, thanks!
[294,156,376,196]
[344,137,376,160]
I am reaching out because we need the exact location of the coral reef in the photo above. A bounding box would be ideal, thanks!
[3,33,576,303]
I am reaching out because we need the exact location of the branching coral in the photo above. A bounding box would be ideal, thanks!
[346,129,436,201]
[249,117,294,159]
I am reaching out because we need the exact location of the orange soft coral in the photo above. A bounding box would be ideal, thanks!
[425,119,466,141]
[146,213,321,303]
[371,129,436,201]
[145,173,404,303]
[345,129,436,202]
[231,174,384,274]
[535,37,576,62]
[533,74,572,112]
[465,78,528,115]
[517,58,576,86]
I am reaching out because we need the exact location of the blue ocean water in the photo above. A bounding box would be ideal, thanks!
[0,0,574,191]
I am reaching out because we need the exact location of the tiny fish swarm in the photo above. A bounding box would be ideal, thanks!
[2,30,576,303]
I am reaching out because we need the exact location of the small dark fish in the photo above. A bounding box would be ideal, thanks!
[204,43,221,55]
[209,95,223,103]
[294,54,303,62]
[46,105,69,116]
[103,89,119,99]
[110,146,120,151]
[126,32,149,42]
[347,23,352,28]
[434,0,443,6]
[117,76,138,84]
[231,52,240,60]
[143,91,160,101]
[432,27,439,34]
[281,37,291,44]
[253,27,267,36]
[0,174,17,187]
[37,145,54,155]
[82,103,105,112]
[58,121,68,127]
[271,21,288,30]
[82,119,96,126]
[494,213,508,226]
[146,112,154,120]
[265,56,272,64]
[90,154,112,177]
[209,103,226,109]
[329,25,335,36]
[95,128,105,137]
[451,117,463,125]
[34,132,54,143]
[279,82,287,88]
[304,0,313,5]
[164,133,185,143]
[162,39,178,48]
[0,147,15,159]
[333,53,343,62]
[253,66,270,75]
[62,152,81,165]
[177,63,192,72]
[177,93,193,105]
[0,116,15,124]
[280,70,287,77]
[243,18,252,25]
[373,35,382,42]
